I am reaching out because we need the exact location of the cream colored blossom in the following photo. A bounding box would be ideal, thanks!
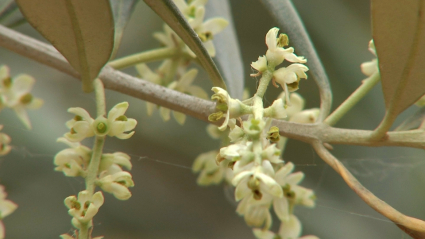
[209,87,247,131]
[0,126,11,156]
[0,66,43,129]
[360,40,378,76]
[97,171,134,200]
[54,138,92,177]
[265,28,306,67]
[251,56,268,74]
[65,102,137,142]
[160,69,208,125]
[253,214,319,239]
[65,107,95,142]
[192,150,233,185]
[98,152,132,175]
[263,98,287,119]
[273,162,316,221]
[273,64,309,101]
[155,1,227,57]
[0,185,17,239]
[64,191,104,228]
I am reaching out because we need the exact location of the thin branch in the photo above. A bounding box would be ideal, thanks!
[1,25,424,150]
[312,140,425,238]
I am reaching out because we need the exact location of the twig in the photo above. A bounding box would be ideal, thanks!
[0,25,424,150]
[312,140,425,238]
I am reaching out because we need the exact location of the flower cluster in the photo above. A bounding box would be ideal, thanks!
[0,65,43,129]
[137,65,208,125]
[251,28,308,105]
[194,27,319,238]
[56,101,137,237]
[136,0,227,124]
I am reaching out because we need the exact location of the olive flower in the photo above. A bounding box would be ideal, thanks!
[0,65,43,129]
[253,214,319,239]
[65,191,104,228]
[265,28,306,67]
[65,102,137,142]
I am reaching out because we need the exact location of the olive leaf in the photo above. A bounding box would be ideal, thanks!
[205,0,244,99]
[0,0,25,27]
[395,106,425,131]
[109,0,139,59]
[143,0,227,91]
[16,0,115,92]
[372,0,425,118]
[259,0,332,122]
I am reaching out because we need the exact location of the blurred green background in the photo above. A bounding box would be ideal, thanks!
[0,0,424,238]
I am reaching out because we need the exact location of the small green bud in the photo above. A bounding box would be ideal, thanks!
[96,122,107,134]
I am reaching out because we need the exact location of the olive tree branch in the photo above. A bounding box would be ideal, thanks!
[312,141,425,238]
[0,25,424,150]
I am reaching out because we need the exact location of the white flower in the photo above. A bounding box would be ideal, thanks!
[228,125,245,143]
[265,28,306,67]
[251,56,268,75]
[263,98,287,119]
[360,40,378,76]
[0,126,11,156]
[289,108,320,124]
[192,150,233,185]
[99,102,137,139]
[65,191,104,227]
[209,87,247,131]
[273,64,309,98]
[65,107,95,142]
[273,162,316,221]
[98,152,132,175]
[188,6,228,57]
[97,171,134,200]
[0,185,17,239]
[237,199,272,229]
[0,66,43,129]
[66,102,137,141]
[233,165,283,201]
[161,69,208,125]
[253,214,319,239]
[261,144,283,164]
[156,1,227,57]
[54,138,92,177]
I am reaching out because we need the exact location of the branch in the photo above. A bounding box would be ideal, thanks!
[1,25,424,150]
[312,141,425,239]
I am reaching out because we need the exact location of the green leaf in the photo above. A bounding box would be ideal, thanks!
[143,0,227,91]
[0,1,25,28]
[372,0,425,118]
[109,0,139,59]
[205,0,244,99]
[395,106,425,131]
[259,0,332,122]
[16,0,115,92]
